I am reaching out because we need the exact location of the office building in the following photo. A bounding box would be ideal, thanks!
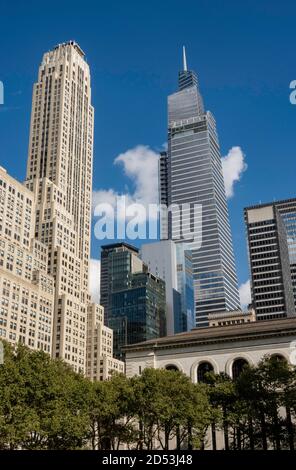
[86,304,124,381]
[101,243,166,360]
[271,199,296,308]
[24,41,95,372]
[100,243,142,324]
[245,204,296,321]
[141,240,194,334]
[160,47,240,327]
[0,166,54,352]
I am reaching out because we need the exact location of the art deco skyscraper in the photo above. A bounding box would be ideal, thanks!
[25,41,94,372]
[160,48,240,327]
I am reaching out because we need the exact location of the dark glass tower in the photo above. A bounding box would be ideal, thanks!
[160,47,240,327]
[100,243,166,360]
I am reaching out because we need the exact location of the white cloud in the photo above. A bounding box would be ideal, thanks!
[89,258,101,304]
[222,146,247,198]
[239,279,251,310]
[114,145,159,205]
[92,145,159,220]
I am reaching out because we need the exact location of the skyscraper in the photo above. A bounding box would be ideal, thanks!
[100,243,143,324]
[245,203,296,320]
[25,41,94,372]
[101,243,166,360]
[245,204,295,320]
[160,47,240,327]
[141,240,194,334]
[272,198,296,308]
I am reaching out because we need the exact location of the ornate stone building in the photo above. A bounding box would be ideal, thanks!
[124,318,296,382]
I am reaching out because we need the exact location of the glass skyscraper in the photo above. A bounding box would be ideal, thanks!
[274,199,296,308]
[100,243,166,360]
[141,240,194,335]
[160,48,240,327]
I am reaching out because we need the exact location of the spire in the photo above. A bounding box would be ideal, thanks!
[178,46,199,92]
[182,45,188,71]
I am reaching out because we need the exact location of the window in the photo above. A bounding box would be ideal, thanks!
[232,358,249,380]
[165,364,179,372]
[197,361,214,383]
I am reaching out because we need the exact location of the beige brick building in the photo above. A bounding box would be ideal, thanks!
[0,41,124,379]
[86,304,125,381]
[0,166,54,353]
[24,41,94,372]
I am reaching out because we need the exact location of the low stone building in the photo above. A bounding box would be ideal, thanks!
[208,308,256,328]
[124,318,296,382]
[124,318,296,449]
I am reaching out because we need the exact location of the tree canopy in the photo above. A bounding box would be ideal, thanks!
[0,341,295,450]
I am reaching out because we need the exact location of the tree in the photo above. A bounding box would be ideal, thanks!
[132,368,212,450]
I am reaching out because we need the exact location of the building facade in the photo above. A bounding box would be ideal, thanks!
[109,271,166,360]
[124,318,296,382]
[160,48,240,327]
[24,41,95,372]
[141,240,194,335]
[100,243,142,324]
[266,199,296,308]
[86,304,124,381]
[245,204,296,321]
[124,317,296,450]
[0,166,54,352]
[101,243,166,360]
[208,308,256,327]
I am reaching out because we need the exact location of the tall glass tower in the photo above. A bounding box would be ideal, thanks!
[160,47,240,327]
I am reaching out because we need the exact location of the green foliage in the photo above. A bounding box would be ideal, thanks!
[0,341,295,450]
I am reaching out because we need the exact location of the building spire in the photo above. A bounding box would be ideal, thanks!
[182,45,188,71]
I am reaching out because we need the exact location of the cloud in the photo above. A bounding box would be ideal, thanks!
[222,146,247,198]
[89,259,101,304]
[92,145,159,217]
[239,279,251,310]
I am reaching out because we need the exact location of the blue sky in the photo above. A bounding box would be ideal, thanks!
[0,0,295,301]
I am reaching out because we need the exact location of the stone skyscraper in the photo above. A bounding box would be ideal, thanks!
[160,48,240,327]
[25,41,94,372]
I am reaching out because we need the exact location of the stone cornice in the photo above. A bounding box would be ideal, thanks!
[123,319,296,354]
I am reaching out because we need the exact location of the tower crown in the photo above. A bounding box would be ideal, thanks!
[178,46,198,91]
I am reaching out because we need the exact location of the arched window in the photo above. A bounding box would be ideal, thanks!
[165,364,179,371]
[197,361,214,383]
[271,354,287,363]
[232,358,248,379]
